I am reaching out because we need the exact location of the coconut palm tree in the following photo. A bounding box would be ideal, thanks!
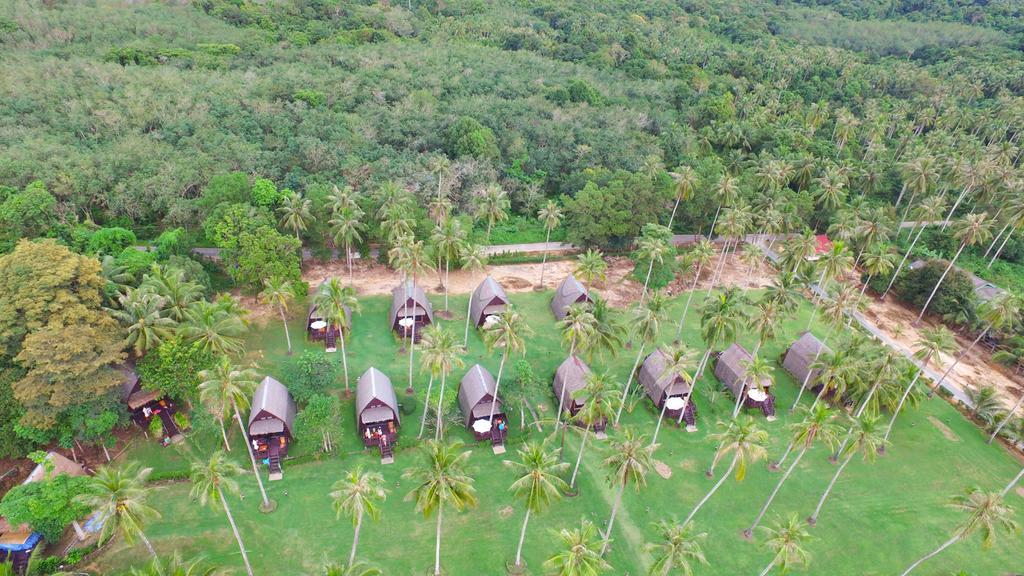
[600,428,654,556]
[748,300,780,357]
[882,194,947,299]
[320,561,381,576]
[326,184,358,214]
[390,235,434,383]
[575,249,607,292]
[430,215,466,313]
[545,520,611,576]
[404,440,478,576]
[505,441,570,570]
[756,515,813,576]
[189,451,254,576]
[882,326,958,449]
[990,391,1024,445]
[734,355,773,419]
[635,234,672,307]
[259,277,295,355]
[916,213,994,323]
[667,166,699,231]
[128,553,224,576]
[75,461,160,558]
[197,359,271,511]
[420,326,465,440]
[278,191,314,245]
[460,242,488,346]
[100,254,133,306]
[808,414,885,525]
[473,184,510,242]
[675,240,716,341]
[935,292,1022,396]
[314,279,361,392]
[538,200,564,289]
[181,300,246,356]
[329,204,366,286]
[569,371,619,490]
[109,290,176,357]
[651,343,697,447]
[417,326,444,439]
[858,245,897,297]
[646,519,707,576]
[483,308,531,423]
[558,303,597,359]
[686,416,768,524]
[141,265,203,323]
[330,467,387,566]
[899,488,1018,576]
[588,297,625,362]
[695,288,750,382]
[615,290,670,425]
[745,404,843,538]
[790,285,867,409]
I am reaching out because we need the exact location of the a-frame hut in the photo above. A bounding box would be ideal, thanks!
[714,344,776,420]
[458,364,508,452]
[550,274,593,320]
[247,376,296,480]
[307,279,352,352]
[356,367,400,464]
[469,276,510,327]
[389,281,433,342]
[552,355,606,435]
[782,332,831,392]
[639,348,698,431]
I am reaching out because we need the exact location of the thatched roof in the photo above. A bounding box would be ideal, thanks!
[550,275,592,320]
[639,348,692,404]
[24,452,86,484]
[469,276,510,326]
[782,332,830,387]
[119,364,160,410]
[356,367,400,425]
[308,279,352,323]
[458,364,502,426]
[552,355,591,408]
[388,280,434,327]
[715,344,771,398]
[248,376,297,437]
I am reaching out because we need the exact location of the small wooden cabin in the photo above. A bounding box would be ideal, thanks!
[550,274,593,320]
[356,367,400,464]
[714,344,776,420]
[552,355,606,434]
[469,276,510,327]
[120,365,181,442]
[782,332,831,392]
[307,280,351,352]
[639,348,698,430]
[247,376,296,480]
[389,281,434,342]
[458,364,508,451]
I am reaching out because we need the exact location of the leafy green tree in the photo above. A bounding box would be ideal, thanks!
[231,226,302,290]
[294,393,341,453]
[280,350,338,404]
[0,473,91,542]
[136,337,216,404]
[445,116,499,161]
[251,177,282,207]
[86,227,137,256]
[562,170,670,248]
[0,181,56,239]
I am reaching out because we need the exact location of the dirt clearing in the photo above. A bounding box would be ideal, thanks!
[926,416,960,442]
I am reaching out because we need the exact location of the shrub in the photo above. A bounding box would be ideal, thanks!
[445,116,499,161]
[280,351,337,404]
[86,227,137,256]
[894,259,977,324]
[251,177,283,207]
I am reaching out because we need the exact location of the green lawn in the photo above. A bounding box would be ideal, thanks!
[89,290,1024,575]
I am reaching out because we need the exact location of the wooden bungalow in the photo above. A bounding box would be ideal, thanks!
[307,280,351,352]
[247,376,296,481]
[781,332,831,392]
[458,364,508,453]
[639,348,698,431]
[552,355,606,436]
[356,367,400,464]
[389,281,433,342]
[120,365,182,443]
[550,274,593,320]
[469,276,510,327]
[714,344,776,420]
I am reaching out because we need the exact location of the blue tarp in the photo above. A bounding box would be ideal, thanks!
[0,531,41,552]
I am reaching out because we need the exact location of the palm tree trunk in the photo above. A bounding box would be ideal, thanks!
[569,428,590,488]
[668,197,681,230]
[139,530,158,559]
[444,257,451,312]
[407,308,417,393]
[219,417,231,451]
[464,272,475,346]
[916,242,966,323]
[600,482,625,556]
[747,445,808,536]
[487,352,508,422]
[809,448,855,524]
[650,395,671,447]
[988,227,1014,268]
[419,374,435,439]
[434,505,444,576]
[675,261,703,341]
[540,227,551,289]
[942,186,971,231]
[894,182,908,208]
[898,534,961,576]
[514,507,531,568]
[1000,465,1024,498]
[984,221,1011,258]
[614,341,647,425]
[757,558,777,576]
[933,325,989,394]
[882,222,926,299]
[685,453,737,524]
[988,391,1024,444]
[883,370,924,448]
[637,256,656,309]
[279,306,292,355]
[339,331,350,393]
[731,377,748,419]
[347,247,354,287]
[435,371,448,440]
[233,405,270,509]
[218,487,255,576]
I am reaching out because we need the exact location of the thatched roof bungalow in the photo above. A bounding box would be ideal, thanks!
[469,276,510,327]
[782,332,830,390]
[356,367,400,463]
[389,281,433,341]
[550,275,593,320]
[458,364,508,449]
[714,344,776,419]
[248,376,297,479]
[552,355,606,434]
[639,348,697,430]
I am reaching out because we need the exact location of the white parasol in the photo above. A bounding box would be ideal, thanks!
[310,320,327,330]
[483,315,500,327]
[398,317,414,328]
[665,397,686,410]
[472,419,492,433]
[747,388,768,402]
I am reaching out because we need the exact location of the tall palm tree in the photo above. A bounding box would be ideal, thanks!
[558,303,597,359]
[538,200,564,290]
[483,308,531,423]
[569,371,619,490]
[615,290,670,425]
[417,326,444,439]
[808,414,885,525]
[473,184,510,241]
[899,488,1018,576]
[600,428,654,556]
[790,285,866,409]
[675,240,715,341]
[109,290,176,357]
[430,215,466,313]
[575,249,607,292]
[748,300,781,357]
[461,243,488,346]
[695,288,749,383]
[651,343,697,447]
[858,245,897,297]
[588,297,625,363]
[745,405,842,538]
[181,300,246,356]
[936,292,1022,396]
[635,235,672,307]
[916,213,993,323]
[314,279,361,392]
[756,515,814,576]
[667,166,699,231]
[544,520,611,576]
[882,326,958,449]
[330,467,387,567]
[404,440,478,576]
[329,204,366,286]
[197,359,271,511]
[326,184,358,214]
[100,254,133,306]
[278,191,314,245]
[259,277,295,355]
[645,520,707,576]
[505,441,569,569]
[420,326,465,440]
[128,552,224,576]
[686,416,768,524]
[190,451,254,576]
[75,461,160,558]
[391,236,434,384]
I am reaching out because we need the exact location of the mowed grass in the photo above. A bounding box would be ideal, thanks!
[89,289,1024,575]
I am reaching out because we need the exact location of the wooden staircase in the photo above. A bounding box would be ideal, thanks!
[762,394,777,421]
[324,329,337,353]
[379,442,394,465]
[268,444,283,481]
[490,428,506,454]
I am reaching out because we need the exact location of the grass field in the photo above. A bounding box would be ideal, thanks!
[88,289,1024,575]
